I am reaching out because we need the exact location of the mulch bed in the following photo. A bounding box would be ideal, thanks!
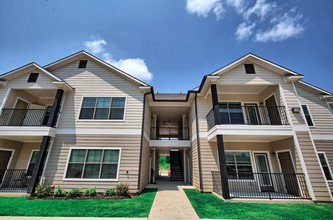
[28,194,135,200]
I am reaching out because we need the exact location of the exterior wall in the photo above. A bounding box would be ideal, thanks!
[44,134,141,193]
[313,140,333,192]
[51,59,144,130]
[3,90,38,108]
[0,139,23,169]
[219,64,283,85]
[296,85,333,135]
[189,98,199,190]
[14,143,39,169]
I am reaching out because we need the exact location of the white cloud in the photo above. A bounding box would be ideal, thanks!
[83,39,106,54]
[83,37,153,82]
[255,10,304,42]
[187,0,304,42]
[186,0,225,19]
[236,22,256,40]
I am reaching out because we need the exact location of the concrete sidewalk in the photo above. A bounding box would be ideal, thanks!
[147,176,199,220]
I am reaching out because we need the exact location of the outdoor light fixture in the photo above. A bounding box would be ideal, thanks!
[291,107,301,113]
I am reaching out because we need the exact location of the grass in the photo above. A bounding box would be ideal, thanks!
[0,188,157,217]
[184,189,333,219]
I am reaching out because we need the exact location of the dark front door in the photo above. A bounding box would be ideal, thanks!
[0,150,12,185]
[265,95,282,125]
[278,152,300,196]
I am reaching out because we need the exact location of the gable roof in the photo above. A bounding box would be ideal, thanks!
[210,53,302,77]
[44,50,149,87]
[0,62,63,82]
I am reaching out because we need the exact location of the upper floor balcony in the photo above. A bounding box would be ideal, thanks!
[206,104,289,131]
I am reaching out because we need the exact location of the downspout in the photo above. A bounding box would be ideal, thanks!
[194,93,203,191]
[137,91,151,193]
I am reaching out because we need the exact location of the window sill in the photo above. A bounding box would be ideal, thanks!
[63,178,119,182]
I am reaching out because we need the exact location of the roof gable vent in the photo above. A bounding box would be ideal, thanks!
[244,64,256,74]
[27,73,39,82]
[78,60,88,68]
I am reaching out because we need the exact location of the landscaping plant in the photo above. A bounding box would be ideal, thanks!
[54,186,66,197]
[116,183,129,196]
[104,188,116,196]
[84,188,97,196]
[35,184,52,198]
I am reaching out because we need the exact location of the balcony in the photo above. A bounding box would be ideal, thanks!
[206,105,289,131]
[0,169,31,193]
[0,109,51,127]
[212,171,311,200]
[150,126,191,148]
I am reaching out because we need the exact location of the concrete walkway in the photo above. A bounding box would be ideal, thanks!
[147,176,199,220]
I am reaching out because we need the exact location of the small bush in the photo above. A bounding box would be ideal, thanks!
[54,186,66,197]
[35,184,52,197]
[84,188,97,196]
[104,188,116,196]
[116,183,129,196]
[68,188,83,197]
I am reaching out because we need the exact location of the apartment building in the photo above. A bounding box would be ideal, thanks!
[0,51,332,202]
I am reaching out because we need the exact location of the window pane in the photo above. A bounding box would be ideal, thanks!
[30,151,39,163]
[319,153,328,166]
[86,150,102,162]
[111,97,125,108]
[301,105,309,114]
[226,165,237,179]
[97,97,111,108]
[83,164,100,178]
[66,164,84,178]
[225,152,235,163]
[235,152,251,164]
[101,164,118,179]
[103,150,119,163]
[79,108,94,119]
[94,108,109,119]
[109,108,124,119]
[82,97,96,108]
[69,149,86,162]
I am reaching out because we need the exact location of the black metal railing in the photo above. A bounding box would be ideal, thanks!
[150,127,189,140]
[0,109,49,126]
[211,171,311,200]
[0,169,31,192]
[206,106,289,130]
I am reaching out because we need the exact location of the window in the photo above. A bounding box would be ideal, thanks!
[27,73,39,82]
[225,152,253,179]
[219,102,244,124]
[301,105,314,126]
[27,151,39,175]
[244,64,255,74]
[78,60,88,68]
[65,148,120,180]
[318,152,333,181]
[79,97,126,120]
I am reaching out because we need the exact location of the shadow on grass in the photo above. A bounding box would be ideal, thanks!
[184,189,333,220]
[0,188,157,217]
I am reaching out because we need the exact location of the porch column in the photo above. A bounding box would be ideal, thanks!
[27,136,51,194]
[47,89,64,127]
[211,84,230,199]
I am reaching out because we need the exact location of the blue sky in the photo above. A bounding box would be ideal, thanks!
[0,0,332,93]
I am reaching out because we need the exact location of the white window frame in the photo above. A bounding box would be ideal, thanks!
[318,152,333,182]
[301,104,316,127]
[225,150,255,181]
[77,96,127,122]
[26,150,39,170]
[63,147,122,182]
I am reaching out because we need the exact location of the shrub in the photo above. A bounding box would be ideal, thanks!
[68,188,83,197]
[84,188,97,196]
[54,186,66,197]
[35,184,52,197]
[116,183,129,196]
[104,188,116,196]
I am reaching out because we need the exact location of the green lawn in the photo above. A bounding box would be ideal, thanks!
[184,189,333,219]
[0,188,157,217]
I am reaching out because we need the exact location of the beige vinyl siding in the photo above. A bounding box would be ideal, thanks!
[0,139,23,169]
[295,131,332,201]
[314,140,333,192]
[45,134,142,193]
[3,71,57,90]
[280,83,305,125]
[296,85,333,135]
[219,64,284,85]
[3,90,38,108]
[189,99,199,189]
[51,59,144,130]
[14,143,39,169]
